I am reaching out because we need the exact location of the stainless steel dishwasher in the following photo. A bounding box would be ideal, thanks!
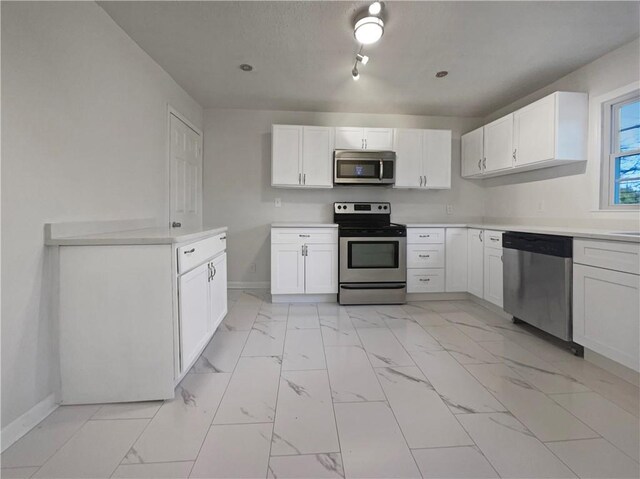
[503,232,582,355]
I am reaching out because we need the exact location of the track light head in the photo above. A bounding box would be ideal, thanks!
[356,53,370,65]
[352,66,360,81]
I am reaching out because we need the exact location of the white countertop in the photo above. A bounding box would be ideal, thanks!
[46,226,228,246]
[271,222,339,228]
[404,223,640,243]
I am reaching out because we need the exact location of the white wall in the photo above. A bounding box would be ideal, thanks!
[1,2,202,428]
[481,38,640,230]
[203,109,483,285]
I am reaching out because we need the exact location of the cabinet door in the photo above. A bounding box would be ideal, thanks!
[484,114,514,173]
[573,264,639,371]
[209,253,228,334]
[393,128,423,188]
[424,129,451,189]
[178,262,210,372]
[305,243,338,294]
[461,127,484,177]
[445,228,468,292]
[467,229,484,298]
[271,243,305,294]
[335,127,364,149]
[513,94,555,166]
[272,125,303,186]
[364,128,394,150]
[302,126,333,187]
[484,247,503,307]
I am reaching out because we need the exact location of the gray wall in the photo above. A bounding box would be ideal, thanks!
[203,109,484,285]
[481,38,640,230]
[1,2,202,428]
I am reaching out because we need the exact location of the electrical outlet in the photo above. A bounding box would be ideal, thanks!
[249,263,257,273]
[275,198,282,207]
[446,204,453,215]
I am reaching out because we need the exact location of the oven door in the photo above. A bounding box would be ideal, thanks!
[339,236,406,283]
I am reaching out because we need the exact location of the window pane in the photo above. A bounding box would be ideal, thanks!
[615,154,640,180]
[615,179,640,205]
[618,100,640,152]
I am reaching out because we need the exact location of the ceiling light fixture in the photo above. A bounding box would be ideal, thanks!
[354,16,384,44]
[356,53,369,65]
[352,66,360,81]
[368,1,382,15]
[239,64,253,72]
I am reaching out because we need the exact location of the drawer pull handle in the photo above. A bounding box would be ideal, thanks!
[184,248,195,254]
[419,254,430,258]
[419,278,431,282]
[419,235,431,238]
[490,237,499,242]
[220,236,226,240]
[299,234,311,238]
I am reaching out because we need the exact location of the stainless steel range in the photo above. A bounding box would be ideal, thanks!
[334,202,407,305]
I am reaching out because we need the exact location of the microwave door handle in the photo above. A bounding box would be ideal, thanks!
[379,160,383,181]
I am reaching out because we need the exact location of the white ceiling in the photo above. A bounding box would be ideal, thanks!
[99,1,639,117]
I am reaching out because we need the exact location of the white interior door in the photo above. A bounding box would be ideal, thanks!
[170,112,202,229]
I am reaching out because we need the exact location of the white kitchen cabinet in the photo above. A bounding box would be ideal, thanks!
[334,127,394,150]
[53,223,228,404]
[461,127,484,178]
[446,228,468,292]
[467,228,484,298]
[179,262,211,371]
[483,114,514,173]
[272,125,333,188]
[271,243,305,294]
[209,252,228,333]
[483,231,504,308]
[394,129,451,189]
[573,239,640,372]
[406,226,445,293]
[271,227,338,298]
[513,91,588,167]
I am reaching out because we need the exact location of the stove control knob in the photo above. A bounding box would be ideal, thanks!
[383,205,388,210]
[378,205,382,210]
[337,205,341,209]
[343,204,347,209]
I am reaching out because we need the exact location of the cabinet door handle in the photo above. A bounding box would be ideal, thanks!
[365,138,367,149]
[479,230,483,242]
[298,173,301,185]
[212,265,217,277]
[483,158,486,169]
[478,159,482,171]
[419,254,430,258]
[184,248,195,254]
[303,173,306,185]
[423,175,427,186]
[419,175,423,187]
[512,149,517,161]
[220,236,226,240]
[419,278,431,282]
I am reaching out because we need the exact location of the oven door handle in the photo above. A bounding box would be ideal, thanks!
[340,284,406,290]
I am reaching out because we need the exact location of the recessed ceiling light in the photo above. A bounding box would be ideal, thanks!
[436,71,448,78]
[240,64,253,72]
[368,1,382,15]
[354,16,384,44]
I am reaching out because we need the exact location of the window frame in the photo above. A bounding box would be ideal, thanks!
[600,89,640,210]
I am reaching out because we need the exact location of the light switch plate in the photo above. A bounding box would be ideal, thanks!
[446,204,453,215]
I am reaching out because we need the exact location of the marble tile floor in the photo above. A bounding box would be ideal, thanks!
[2,290,639,478]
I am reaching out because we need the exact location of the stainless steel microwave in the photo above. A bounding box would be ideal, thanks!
[333,150,396,185]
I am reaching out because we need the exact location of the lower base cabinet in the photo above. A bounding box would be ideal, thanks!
[573,263,639,371]
[483,247,504,307]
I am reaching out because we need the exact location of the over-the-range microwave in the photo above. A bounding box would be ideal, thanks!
[333,150,396,186]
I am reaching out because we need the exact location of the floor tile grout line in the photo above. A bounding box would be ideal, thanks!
[186,291,264,478]
[265,300,289,478]
[317,303,345,476]
[350,322,425,478]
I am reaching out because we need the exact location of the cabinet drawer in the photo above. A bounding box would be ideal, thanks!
[271,228,338,245]
[407,228,445,244]
[407,244,445,269]
[178,233,227,274]
[574,239,640,275]
[484,230,504,250]
[408,269,445,293]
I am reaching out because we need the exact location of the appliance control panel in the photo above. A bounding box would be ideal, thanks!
[334,202,390,214]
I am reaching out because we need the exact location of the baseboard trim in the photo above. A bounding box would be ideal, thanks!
[1,393,58,452]
[272,294,337,304]
[228,281,270,290]
[407,292,470,301]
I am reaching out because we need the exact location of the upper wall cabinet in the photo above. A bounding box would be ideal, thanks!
[394,129,452,189]
[461,91,588,179]
[272,125,333,188]
[335,127,394,150]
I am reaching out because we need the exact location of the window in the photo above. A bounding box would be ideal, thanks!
[601,90,640,208]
